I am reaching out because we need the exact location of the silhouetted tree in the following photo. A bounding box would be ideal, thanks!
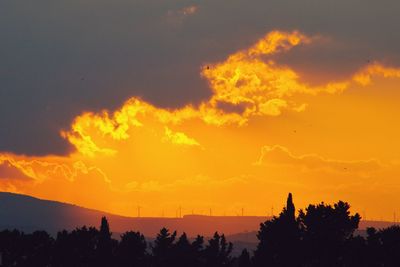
[4,194,400,267]
[96,216,116,266]
[191,235,205,267]
[342,235,367,267]
[238,249,251,267]
[254,193,301,267]
[286,192,296,222]
[365,227,383,267]
[169,232,198,267]
[203,232,233,267]
[0,230,54,267]
[53,226,99,266]
[20,230,53,266]
[299,201,360,266]
[0,229,25,266]
[379,225,400,266]
[151,227,177,267]
[116,231,148,266]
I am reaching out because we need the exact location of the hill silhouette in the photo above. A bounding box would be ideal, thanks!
[2,192,400,266]
[0,192,269,237]
[0,192,395,238]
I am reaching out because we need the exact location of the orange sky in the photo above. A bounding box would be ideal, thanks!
[1,30,400,220]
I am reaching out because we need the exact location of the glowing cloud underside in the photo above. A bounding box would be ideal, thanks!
[2,30,400,218]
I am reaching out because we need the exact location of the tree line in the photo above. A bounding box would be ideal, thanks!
[1,193,400,266]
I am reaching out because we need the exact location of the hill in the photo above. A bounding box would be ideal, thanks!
[1,192,396,239]
[0,192,268,237]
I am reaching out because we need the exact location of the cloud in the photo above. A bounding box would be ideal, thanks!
[2,17,400,218]
[167,5,198,25]
[0,154,110,185]
[123,174,246,193]
[0,154,49,181]
[353,63,400,86]
[62,32,315,155]
[0,159,33,181]
[2,0,400,155]
[256,145,383,174]
[56,30,400,158]
[163,127,200,147]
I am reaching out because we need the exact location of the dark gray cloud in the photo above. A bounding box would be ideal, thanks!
[0,0,399,155]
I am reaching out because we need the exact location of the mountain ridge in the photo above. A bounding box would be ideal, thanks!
[1,191,396,239]
[0,192,269,237]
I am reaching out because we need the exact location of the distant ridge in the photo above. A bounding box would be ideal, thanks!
[0,192,396,238]
[0,191,122,234]
[0,192,269,236]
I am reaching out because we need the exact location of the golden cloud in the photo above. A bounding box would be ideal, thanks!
[163,127,200,147]
[2,30,400,217]
[62,31,400,158]
[59,31,341,156]
[256,145,383,174]
[353,63,400,86]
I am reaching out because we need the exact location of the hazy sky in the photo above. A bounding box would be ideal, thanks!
[1,0,400,219]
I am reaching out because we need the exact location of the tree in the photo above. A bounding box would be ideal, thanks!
[96,217,115,266]
[254,193,301,267]
[365,227,382,267]
[0,230,24,266]
[170,232,198,267]
[4,195,400,267]
[116,231,147,266]
[53,226,99,266]
[238,249,251,267]
[203,232,233,267]
[286,193,296,222]
[191,235,205,267]
[151,228,176,267]
[379,225,400,266]
[299,201,360,266]
[21,231,54,266]
[192,235,204,254]
[342,235,367,267]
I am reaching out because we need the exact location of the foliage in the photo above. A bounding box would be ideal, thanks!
[0,195,399,267]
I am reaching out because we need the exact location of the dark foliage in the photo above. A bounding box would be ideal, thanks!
[238,249,251,267]
[116,231,147,266]
[254,193,301,267]
[1,194,400,267]
[203,232,233,267]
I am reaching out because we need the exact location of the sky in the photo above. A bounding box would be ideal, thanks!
[1,0,400,219]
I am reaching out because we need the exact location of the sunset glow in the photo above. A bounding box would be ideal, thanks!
[1,30,400,220]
